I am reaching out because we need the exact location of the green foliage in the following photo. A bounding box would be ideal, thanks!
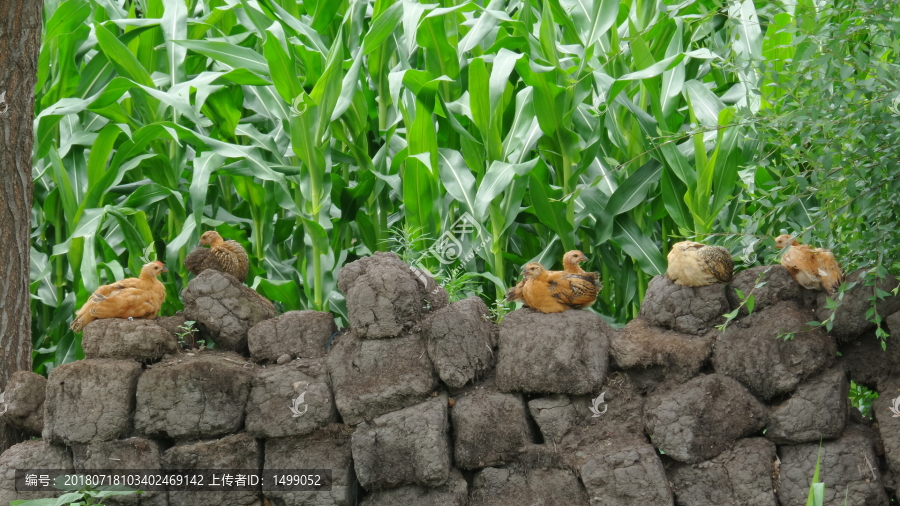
[30,0,900,375]
[11,486,139,506]
[849,381,879,419]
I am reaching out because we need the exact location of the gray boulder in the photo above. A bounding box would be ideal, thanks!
[182,269,276,353]
[712,301,836,400]
[360,468,466,506]
[248,310,337,362]
[73,438,165,506]
[612,318,713,384]
[580,440,673,506]
[43,359,141,444]
[470,466,589,505]
[421,297,495,388]
[874,379,900,475]
[667,438,777,506]
[326,330,436,426]
[246,358,337,438]
[337,252,448,339]
[82,319,178,360]
[816,269,900,341]
[0,370,46,434]
[496,308,611,395]
[162,432,260,506]
[135,352,254,440]
[451,386,532,469]
[643,374,766,464]
[639,275,730,335]
[726,265,809,315]
[264,425,356,506]
[766,367,848,444]
[351,396,451,490]
[0,440,73,505]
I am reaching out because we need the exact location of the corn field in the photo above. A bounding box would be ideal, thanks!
[29,0,900,373]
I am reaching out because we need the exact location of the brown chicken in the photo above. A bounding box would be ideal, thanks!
[185,230,250,282]
[665,241,734,287]
[505,250,602,307]
[70,261,168,332]
[775,234,843,294]
[520,262,600,313]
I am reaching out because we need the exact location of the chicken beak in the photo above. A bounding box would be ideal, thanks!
[161,265,169,272]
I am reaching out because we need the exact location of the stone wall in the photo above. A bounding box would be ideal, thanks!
[2,253,899,505]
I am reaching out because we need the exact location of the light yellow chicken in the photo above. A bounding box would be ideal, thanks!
[665,241,734,287]
[70,261,168,332]
[520,262,600,313]
[775,234,843,294]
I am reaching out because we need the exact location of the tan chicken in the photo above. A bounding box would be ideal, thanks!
[70,261,168,332]
[665,241,734,287]
[505,250,602,307]
[185,230,250,282]
[520,262,600,313]
[775,234,843,294]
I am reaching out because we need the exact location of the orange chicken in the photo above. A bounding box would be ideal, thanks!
[185,230,250,282]
[505,250,602,307]
[775,234,843,294]
[666,241,734,287]
[70,261,168,332]
[521,262,600,313]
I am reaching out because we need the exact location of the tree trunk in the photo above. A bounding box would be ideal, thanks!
[0,0,42,453]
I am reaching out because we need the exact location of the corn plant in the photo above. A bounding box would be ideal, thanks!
[31,0,795,373]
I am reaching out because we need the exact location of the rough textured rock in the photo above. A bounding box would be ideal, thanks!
[667,438,777,506]
[135,352,254,440]
[421,297,495,388]
[496,309,610,395]
[0,370,46,434]
[265,425,356,506]
[82,319,179,360]
[73,438,165,506]
[326,330,436,426]
[766,367,848,444]
[43,359,141,444]
[726,265,807,315]
[154,312,188,339]
[451,386,532,469]
[182,269,277,352]
[612,318,713,382]
[0,440,74,505]
[248,310,337,362]
[712,301,837,400]
[643,374,766,464]
[337,252,448,339]
[580,440,673,506]
[360,468,466,506]
[639,275,730,335]
[838,330,900,390]
[246,358,337,438]
[528,395,578,445]
[778,426,889,506]
[162,432,260,506]
[816,269,900,341]
[351,396,451,490]
[874,380,900,474]
[470,466,589,505]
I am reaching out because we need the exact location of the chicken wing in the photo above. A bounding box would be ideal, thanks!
[186,231,250,282]
[521,262,600,313]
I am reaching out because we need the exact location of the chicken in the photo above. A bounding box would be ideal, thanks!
[70,261,168,332]
[185,230,250,282]
[520,262,600,313]
[505,250,602,307]
[775,234,843,294]
[666,241,734,287]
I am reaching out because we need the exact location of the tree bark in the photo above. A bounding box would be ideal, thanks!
[0,0,42,453]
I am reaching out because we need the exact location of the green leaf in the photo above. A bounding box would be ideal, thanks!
[174,40,270,76]
[612,214,667,275]
[94,23,155,88]
[263,26,304,103]
[256,279,302,311]
[474,159,539,222]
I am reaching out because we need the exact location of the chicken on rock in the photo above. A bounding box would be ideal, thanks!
[505,250,602,308]
[185,230,250,282]
[665,241,734,287]
[518,262,600,313]
[775,234,843,294]
[70,261,168,332]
